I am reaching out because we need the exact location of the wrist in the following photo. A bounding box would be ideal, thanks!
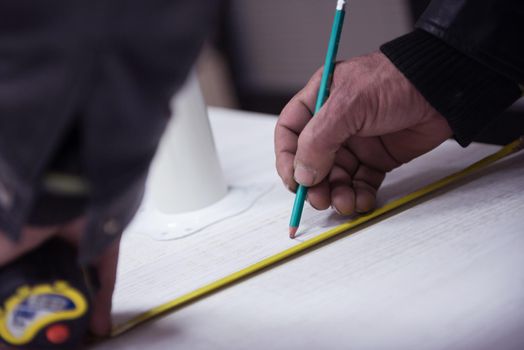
[380,30,522,146]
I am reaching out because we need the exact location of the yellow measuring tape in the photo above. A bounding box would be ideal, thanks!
[111,138,523,338]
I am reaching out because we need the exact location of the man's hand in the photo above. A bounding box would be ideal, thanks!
[0,218,119,337]
[275,52,453,215]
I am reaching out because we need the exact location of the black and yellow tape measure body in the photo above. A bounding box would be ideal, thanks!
[0,239,96,349]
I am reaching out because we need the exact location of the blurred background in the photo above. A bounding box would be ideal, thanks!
[197,0,523,146]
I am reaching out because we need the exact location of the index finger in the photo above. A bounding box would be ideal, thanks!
[274,68,322,191]
[89,238,120,337]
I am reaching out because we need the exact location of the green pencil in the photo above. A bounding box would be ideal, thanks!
[289,0,347,238]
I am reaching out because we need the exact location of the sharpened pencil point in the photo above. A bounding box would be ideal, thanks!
[289,227,298,239]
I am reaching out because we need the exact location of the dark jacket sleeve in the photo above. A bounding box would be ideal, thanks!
[380,0,524,146]
[0,0,219,263]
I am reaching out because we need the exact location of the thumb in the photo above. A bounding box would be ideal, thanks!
[294,95,354,187]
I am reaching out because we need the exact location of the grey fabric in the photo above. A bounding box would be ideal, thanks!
[0,0,219,263]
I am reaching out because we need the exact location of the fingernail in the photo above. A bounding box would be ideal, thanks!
[294,164,316,186]
[331,205,342,215]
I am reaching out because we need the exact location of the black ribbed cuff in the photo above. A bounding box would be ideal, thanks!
[380,29,522,146]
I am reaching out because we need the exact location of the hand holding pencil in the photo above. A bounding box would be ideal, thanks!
[275,51,453,237]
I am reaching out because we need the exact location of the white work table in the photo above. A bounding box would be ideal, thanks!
[93,107,524,350]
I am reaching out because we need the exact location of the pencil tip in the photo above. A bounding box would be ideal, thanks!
[289,227,298,239]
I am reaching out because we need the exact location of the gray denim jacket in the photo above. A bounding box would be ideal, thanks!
[0,0,217,263]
